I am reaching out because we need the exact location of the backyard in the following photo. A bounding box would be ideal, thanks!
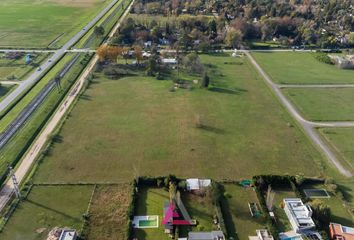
[0,0,111,48]
[222,184,267,240]
[252,52,354,84]
[132,187,170,240]
[0,185,93,240]
[32,54,326,184]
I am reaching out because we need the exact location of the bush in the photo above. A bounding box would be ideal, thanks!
[313,52,333,65]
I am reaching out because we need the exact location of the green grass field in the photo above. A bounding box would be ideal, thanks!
[222,184,267,240]
[0,185,93,240]
[179,192,216,236]
[32,54,327,184]
[252,52,354,84]
[133,187,169,240]
[0,0,110,48]
[272,188,297,232]
[283,88,354,121]
[0,53,50,81]
[319,128,354,172]
[300,183,353,226]
[0,53,91,182]
[0,85,16,101]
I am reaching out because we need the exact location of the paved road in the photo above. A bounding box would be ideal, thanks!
[278,84,354,88]
[245,51,353,178]
[0,0,120,113]
[0,49,96,53]
[0,0,134,213]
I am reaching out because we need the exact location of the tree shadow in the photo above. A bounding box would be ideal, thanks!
[79,94,92,101]
[197,124,226,134]
[208,87,247,95]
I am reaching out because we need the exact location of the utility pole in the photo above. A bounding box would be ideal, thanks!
[8,167,21,199]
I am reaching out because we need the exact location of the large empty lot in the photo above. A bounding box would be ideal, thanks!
[0,0,110,48]
[33,54,326,183]
[252,52,354,84]
[283,88,354,121]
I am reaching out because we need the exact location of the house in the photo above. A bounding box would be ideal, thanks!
[161,58,177,64]
[330,223,354,240]
[283,198,315,233]
[249,229,274,240]
[144,41,152,48]
[59,230,77,240]
[188,231,225,240]
[186,179,211,191]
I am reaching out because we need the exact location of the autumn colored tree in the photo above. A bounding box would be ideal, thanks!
[96,45,110,62]
[133,45,143,65]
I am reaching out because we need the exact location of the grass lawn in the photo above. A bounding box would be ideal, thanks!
[87,184,132,240]
[33,54,326,183]
[0,0,110,48]
[272,188,296,232]
[0,53,91,182]
[319,128,354,173]
[0,85,16,101]
[0,53,50,81]
[74,0,129,49]
[300,183,353,226]
[252,52,354,84]
[179,192,216,237]
[133,187,170,240]
[222,184,267,240]
[0,185,93,240]
[283,88,354,121]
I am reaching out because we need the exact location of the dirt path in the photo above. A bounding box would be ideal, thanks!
[0,0,134,211]
[245,51,353,178]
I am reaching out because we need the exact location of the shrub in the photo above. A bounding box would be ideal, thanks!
[313,52,333,65]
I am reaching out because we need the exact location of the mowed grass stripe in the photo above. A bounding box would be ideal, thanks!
[252,52,354,84]
[283,88,354,121]
[33,54,325,184]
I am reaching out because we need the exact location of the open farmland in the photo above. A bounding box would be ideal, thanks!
[283,88,354,121]
[0,0,110,48]
[0,185,93,240]
[252,52,354,84]
[0,53,50,81]
[319,128,354,172]
[32,54,326,184]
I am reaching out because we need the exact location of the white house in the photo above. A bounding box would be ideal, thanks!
[283,198,315,233]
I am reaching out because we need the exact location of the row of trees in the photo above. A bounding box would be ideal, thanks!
[96,45,143,64]
[129,0,354,48]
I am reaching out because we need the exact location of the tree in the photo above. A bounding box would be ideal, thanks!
[96,45,109,61]
[122,47,130,64]
[133,45,143,65]
[310,200,331,227]
[94,26,105,37]
[225,28,243,48]
[266,185,275,211]
[200,72,210,88]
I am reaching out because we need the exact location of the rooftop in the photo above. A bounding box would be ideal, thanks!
[283,198,315,230]
[59,230,77,240]
[330,223,354,240]
[188,231,225,240]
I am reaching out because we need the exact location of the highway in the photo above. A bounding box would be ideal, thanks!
[0,0,134,213]
[0,0,121,113]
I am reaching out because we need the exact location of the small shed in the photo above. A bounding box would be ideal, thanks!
[186,179,211,191]
[59,230,77,240]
